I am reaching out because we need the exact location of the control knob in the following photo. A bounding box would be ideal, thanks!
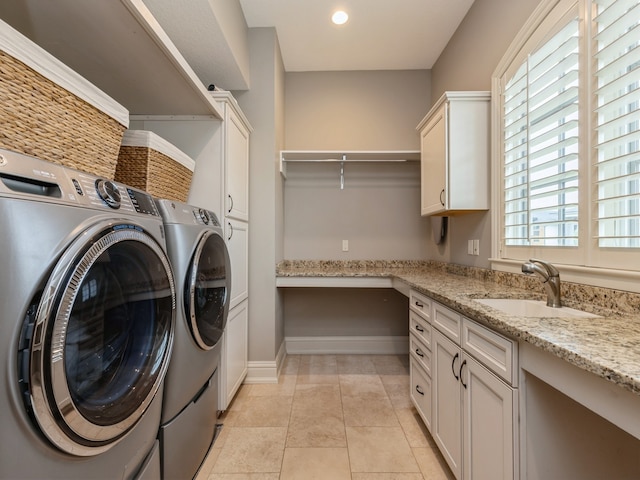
[198,208,210,224]
[95,179,121,209]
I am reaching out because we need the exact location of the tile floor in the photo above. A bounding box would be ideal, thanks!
[196,354,455,479]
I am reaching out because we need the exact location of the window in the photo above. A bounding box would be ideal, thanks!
[494,0,640,283]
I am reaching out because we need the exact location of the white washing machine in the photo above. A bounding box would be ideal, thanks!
[154,199,231,480]
[0,149,176,479]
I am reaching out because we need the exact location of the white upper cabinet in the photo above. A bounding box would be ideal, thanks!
[417,91,490,216]
[213,92,251,222]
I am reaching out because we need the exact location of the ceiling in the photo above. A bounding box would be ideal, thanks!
[239,0,475,72]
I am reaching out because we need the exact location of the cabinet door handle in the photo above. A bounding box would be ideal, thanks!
[452,352,460,380]
[415,385,424,396]
[228,194,233,214]
[415,324,424,333]
[414,301,424,308]
[439,189,445,206]
[460,359,467,389]
[415,348,424,358]
[227,222,233,241]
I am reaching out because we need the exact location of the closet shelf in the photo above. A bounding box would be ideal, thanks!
[280,150,420,187]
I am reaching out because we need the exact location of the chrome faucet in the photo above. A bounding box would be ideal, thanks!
[521,259,562,307]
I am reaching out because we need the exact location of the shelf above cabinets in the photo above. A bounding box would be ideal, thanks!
[280,150,420,189]
[0,0,223,118]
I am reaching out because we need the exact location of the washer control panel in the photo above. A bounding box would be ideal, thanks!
[95,179,121,209]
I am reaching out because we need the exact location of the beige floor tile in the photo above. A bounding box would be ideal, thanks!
[226,384,251,412]
[412,447,455,480]
[372,355,411,375]
[248,374,297,397]
[286,411,347,447]
[208,474,280,480]
[384,382,413,409]
[296,373,340,384]
[280,447,351,480]
[339,374,388,397]
[342,395,399,427]
[199,355,454,479]
[233,395,293,427]
[292,383,342,412]
[395,407,437,448]
[281,354,301,374]
[298,355,338,374]
[351,474,425,480]
[211,427,286,473]
[380,373,411,386]
[346,426,420,473]
[337,354,378,374]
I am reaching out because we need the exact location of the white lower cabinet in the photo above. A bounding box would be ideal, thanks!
[432,330,463,478]
[463,354,516,480]
[219,299,248,410]
[410,292,518,480]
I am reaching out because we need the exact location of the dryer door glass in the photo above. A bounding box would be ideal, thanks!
[185,230,230,350]
[23,224,175,456]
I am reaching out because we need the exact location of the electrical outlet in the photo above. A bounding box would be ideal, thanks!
[467,239,474,255]
[342,239,349,252]
[473,239,480,255]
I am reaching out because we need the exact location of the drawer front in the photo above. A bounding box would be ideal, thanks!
[410,358,432,432]
[409,310,431,345]
[409,290,431,321]
[433,301,462,345]
[462,317,517,386]
[410,332,431,375]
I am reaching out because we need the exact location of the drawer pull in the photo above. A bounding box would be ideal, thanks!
[452,352,460,380]
[415,348,424,358]
[460,360,467,389]
[415,324,424,333]
[415,385,424,396]
[414,300,424,308]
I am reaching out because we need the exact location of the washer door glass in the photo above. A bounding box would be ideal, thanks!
[185,230,230,350]
[23,223,175,456]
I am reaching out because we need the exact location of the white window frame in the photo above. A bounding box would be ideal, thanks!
[491,0,640,292]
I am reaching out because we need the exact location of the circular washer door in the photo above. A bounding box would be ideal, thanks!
[184,229,231,350]
[20,221,175,456]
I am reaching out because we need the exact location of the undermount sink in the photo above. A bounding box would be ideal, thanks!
[474,298,600,318]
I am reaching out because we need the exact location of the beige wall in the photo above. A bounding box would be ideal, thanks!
[285,70,430,151]
[235,27,286,364]
[428,0,542,268]
[430,0,542,99]
[283,70,431,260]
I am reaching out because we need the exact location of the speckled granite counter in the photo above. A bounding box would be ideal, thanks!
[277,260,640,396]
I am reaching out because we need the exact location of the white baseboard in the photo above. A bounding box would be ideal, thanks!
[244,340,287,384]
[285,336,409,355]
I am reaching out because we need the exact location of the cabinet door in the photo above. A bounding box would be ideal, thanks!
[226,218,248,309]
[462,355,515,480]
[433,330,462,479]
[219,300,248,410]
[225,108,250,222]
[420,104,447,216]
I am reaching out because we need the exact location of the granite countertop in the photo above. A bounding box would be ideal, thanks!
[277,260,640,396]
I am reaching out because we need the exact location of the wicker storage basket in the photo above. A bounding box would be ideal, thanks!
[0,50,126,179]
[116,130,195,202]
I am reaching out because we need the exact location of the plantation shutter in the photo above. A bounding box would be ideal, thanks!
[594,0,640,248]
[503,17,580,246]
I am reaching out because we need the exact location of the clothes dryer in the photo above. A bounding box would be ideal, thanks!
[154,199,231,480]
[0,149,175,479]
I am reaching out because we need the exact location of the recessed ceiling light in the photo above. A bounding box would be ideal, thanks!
[332,10,349,25]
